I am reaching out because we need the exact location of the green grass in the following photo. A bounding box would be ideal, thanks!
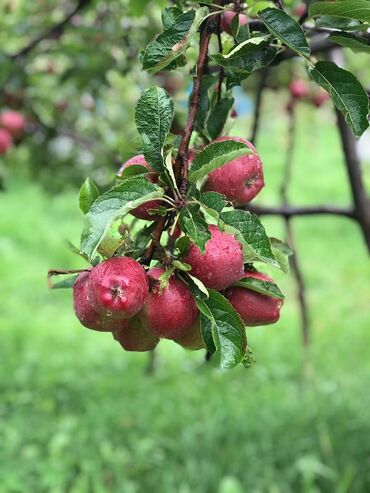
[1,100,370,493]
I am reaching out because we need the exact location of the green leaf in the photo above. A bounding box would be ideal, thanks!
[210,36,277,74]
[187,273,209,299]
[314,15,369,31]
[259,7,311,58]
[234,276,285,299]
[79,178,100,214]
[51,275,79,289]
[206,97,234,140]
[81,176,164,259]
[176,235,191,256]
[179,204,211,253]
[159,267,175,291]
[142,7,209,73]
[118,164,149,180]
[308,61,369,137]
[200,191,227,213]
[173,260,192,272]
[309,1,370,23]
[270,237,293,273]
[188,139,252,185]
[195,74,217,133]
[328,32,370,54]
[200,290,247,369]
[162,6,183,29]
[135,87,174,174]
[220,210,278,267]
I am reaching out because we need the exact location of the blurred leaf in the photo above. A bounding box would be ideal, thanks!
[79,178,100,215]
[309,1,370,23]
[142,7,209,73]
[314,15,369,30]
[328,32,370,54]
[259,7,311,58]
[135,87,174,175]
[308,61,369,137]
[51,275,78,289]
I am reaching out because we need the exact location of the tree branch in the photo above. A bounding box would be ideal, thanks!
[335,109,370,252]
[250,68,269,145]
[9,0,91,60]
[144,3,223,265]
[245,204,356,219]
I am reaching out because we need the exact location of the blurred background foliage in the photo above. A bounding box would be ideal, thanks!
[0,0,370,492]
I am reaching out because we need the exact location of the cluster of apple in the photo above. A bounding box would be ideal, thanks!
[288,79,330,111]
[0,110,26,155]
[73,136,283,352]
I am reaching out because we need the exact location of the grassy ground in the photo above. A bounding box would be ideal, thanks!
[1,100,370,493]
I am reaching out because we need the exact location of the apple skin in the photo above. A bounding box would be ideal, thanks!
[0,128,13,154]
[174,320,205,350]
[112,315,159,352]
[221,11,248,35]
[0,110,26,138]
[294,3,307,17]
[118,154,162,220]
[225,270,283,326]
[184,224,244,291]
[203,136,264,206]
[312,90,330,107]
[73,272,129,331]
[289,80,309,99]
[141,267,199,340]
[88,257,149,320]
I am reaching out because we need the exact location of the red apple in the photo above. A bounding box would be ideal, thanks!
[141,267,199,340]
[0,110,26,138]
[203,136,264,206]
[88,257,149,320]
[0,128,13,154]
[221,11,248,35]
[73,271,128,331]
[112,315,159,351]
[184,224,244,291]
[225,270,283,326]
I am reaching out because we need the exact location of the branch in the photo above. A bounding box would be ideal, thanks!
[245,204,356,219]
[173,21,214,183]
[281,104,310,347]
[250,68,269,145]
[335,109,370,252]
[9,0,91,60]
[144,4,223,265]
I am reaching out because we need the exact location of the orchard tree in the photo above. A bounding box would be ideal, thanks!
[46,0,369,368]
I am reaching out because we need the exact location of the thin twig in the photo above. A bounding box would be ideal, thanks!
[250,68,269,145]
[282,104,310,347]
